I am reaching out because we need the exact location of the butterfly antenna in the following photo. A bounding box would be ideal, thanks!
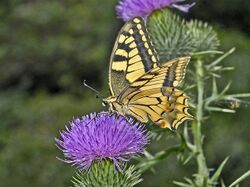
[83,80,103,99]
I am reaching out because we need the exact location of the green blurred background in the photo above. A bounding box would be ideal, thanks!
[0,0,249,186]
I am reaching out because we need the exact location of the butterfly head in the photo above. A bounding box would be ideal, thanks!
[102,96,115,108]
[102,96,123,114]
[101,99,109,107]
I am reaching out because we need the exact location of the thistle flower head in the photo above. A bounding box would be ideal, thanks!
[116,0,195,21]
[56,112,148,170]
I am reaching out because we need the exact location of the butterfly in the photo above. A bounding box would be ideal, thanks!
[102,17,192,130]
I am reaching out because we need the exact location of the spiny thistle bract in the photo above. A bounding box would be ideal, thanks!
[147,9,220,61]
[72,160,142,187]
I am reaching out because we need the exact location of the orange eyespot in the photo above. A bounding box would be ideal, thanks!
[157,120,170,128]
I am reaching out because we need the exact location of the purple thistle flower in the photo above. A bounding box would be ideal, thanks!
[116,0,195,21]
[55,112,148,170]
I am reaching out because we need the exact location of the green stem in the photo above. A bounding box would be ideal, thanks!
[193,59,209,184]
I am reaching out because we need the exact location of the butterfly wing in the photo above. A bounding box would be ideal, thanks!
[118,57,190,101]
[118,57,192,129]
[109,17,159,96]
[161,57,191,87]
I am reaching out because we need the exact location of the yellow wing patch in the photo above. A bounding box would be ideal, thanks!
[126,69,145,83]
[109,17,160,96]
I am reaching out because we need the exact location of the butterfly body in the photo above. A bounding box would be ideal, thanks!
[104,17,192,129]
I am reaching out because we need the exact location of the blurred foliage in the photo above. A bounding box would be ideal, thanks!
[0,0,117,94]
[0,92,103,187]
[0,0,249,187]
[188,0,250,33]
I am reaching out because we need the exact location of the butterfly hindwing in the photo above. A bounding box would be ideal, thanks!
[162,57,191,87]
[117,56,191,129]
[109,17,159,96]
[127,87,191,129]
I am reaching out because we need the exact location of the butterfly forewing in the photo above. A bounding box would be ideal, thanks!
[109,17,159,96]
